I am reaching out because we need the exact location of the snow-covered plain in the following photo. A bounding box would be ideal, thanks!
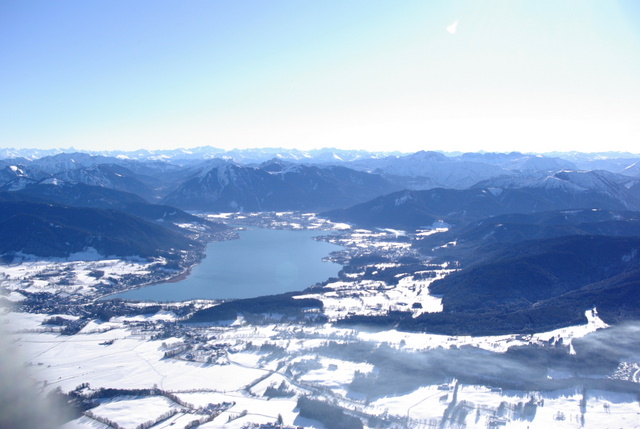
[4,305,639,428]
[5,302,636,429]
[2,214,639,429]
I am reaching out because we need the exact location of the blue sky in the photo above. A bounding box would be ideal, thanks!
[2,1,639,153]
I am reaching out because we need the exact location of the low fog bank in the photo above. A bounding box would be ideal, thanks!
[315,322,640,399]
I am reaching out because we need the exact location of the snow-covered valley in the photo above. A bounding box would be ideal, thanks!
[2,212,639,429]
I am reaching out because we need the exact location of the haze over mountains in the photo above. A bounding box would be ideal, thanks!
[2,147,640,200]
[3,148,640,230]
[2,147,640,237]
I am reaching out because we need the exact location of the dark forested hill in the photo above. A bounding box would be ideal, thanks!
[0,180,146,208]
[322,183,640,230]
[0,182,225,233]
[339,233,640,335]
[414,209,640,263]
[0,201,199,259]
[428,235,640,313]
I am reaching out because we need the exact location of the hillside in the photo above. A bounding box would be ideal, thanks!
[0,182,226,234]
[339,231,640,336]
[323,183,640,230]
[0,201,199,259]
[414,209,640,262]
[428,235,640,313]
[323,168,640,230]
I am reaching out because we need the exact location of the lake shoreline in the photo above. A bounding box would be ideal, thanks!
[105,228,343,302]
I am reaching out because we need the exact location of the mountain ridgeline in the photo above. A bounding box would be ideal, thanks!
[161,159,401,212]
[322,170,640,230]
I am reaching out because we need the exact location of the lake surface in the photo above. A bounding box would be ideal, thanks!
[108,228,342,301]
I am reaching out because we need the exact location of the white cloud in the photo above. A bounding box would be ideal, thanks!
[447,20,459,35]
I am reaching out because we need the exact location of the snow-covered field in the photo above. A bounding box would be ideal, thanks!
[1,255,158,297]
[4,306,637,429]
[297,266,451,321]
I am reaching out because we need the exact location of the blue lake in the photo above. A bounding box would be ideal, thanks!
[107,228,342,301]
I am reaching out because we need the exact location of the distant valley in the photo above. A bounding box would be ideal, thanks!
[3,147,640,333]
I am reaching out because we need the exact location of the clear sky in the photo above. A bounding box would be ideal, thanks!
[2,0,639,153]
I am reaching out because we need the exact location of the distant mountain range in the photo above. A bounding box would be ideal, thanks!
[342,150,579,189]
[0,146,403,164]
[3,149,639,213]
[2,146,639,166]
[162,159,401,212]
